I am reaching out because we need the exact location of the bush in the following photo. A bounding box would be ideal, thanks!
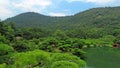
[51,53,86,68]
[11,50,50,68]
[39,37,59,52]
[0,44,14,55]
[0,63,6,68]
[51,61,79,68]
[12,40,37,52]
[59,44,71,52]
[72,48,86,60]
[0,35,9,44]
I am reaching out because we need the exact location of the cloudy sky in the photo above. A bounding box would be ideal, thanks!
[0,0,120,20]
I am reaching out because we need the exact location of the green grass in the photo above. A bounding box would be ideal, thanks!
[84,47,120,68]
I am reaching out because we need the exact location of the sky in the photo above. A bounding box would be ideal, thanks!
[0,0,120,20]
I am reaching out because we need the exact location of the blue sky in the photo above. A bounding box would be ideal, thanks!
[0,0,120,20]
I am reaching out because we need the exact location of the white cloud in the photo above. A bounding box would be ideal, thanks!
[66,0,83,3]
[0,0,53,20]
[85,0,114,4]
[0,0,13,20]
[0,0,120,20]
[0,7,12,19]
[66,0,120,5]
[12,0,52,12]
[49,12,66,17]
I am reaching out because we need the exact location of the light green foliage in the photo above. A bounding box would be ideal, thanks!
[2,50,86,68]
[0,63,6,68]
[99,35,115,46]
[0,44,14,55]
[12,50,50,68]
[51,53,86,68]
[51,61,79,68]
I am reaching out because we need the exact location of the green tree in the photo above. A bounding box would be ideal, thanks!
[39,37,59,52]
[51,53,86,68]
[53,30,69,40]
[0,34,9,44]
[12,40,37,52]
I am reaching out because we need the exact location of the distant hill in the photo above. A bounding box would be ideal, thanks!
[5,6,120,30]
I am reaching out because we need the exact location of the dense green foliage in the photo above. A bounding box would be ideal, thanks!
[0,21,86,68]
[0,49,86,68]
[5,7,120,39]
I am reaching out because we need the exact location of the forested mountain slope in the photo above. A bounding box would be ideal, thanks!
[5,6,120,38]
[5,7,120,29]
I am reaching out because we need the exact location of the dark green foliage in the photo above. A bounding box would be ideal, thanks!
[0,35,9,44]
[72,48,86,60]
[39,37,59,52]
[5,7,120,39]
[59,44,71,52]
[0,22,14,41]
[72,39,85,49]
[11,40,37,52]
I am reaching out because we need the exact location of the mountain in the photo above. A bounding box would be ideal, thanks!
[5,12,59,27]
[5,6,120,30]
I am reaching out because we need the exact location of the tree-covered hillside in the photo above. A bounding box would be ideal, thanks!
[5,7,120,39]
[5,6,120,28]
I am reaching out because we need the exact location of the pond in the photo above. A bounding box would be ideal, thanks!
[84,47,120,68]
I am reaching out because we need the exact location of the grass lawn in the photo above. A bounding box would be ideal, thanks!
[84,47,120,68]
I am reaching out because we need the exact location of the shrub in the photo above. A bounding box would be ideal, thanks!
[0,63,6,68]
[12,40,37,52]
[39,37,59,52]
[0,44,14,55]
[51,53,86,68]
[0,35,9,44]
[11,50,50,68]
[72,48,86,60]
[51,61,79,68]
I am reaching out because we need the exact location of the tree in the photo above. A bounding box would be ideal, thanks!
[114,35,120,44]
[51,53,86,68]
[72,48,86,60]
[53,30,69,40]
[72,39,85,49]
[39,37,59,52]
[0,34,9,44]
[12,40,37,52]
